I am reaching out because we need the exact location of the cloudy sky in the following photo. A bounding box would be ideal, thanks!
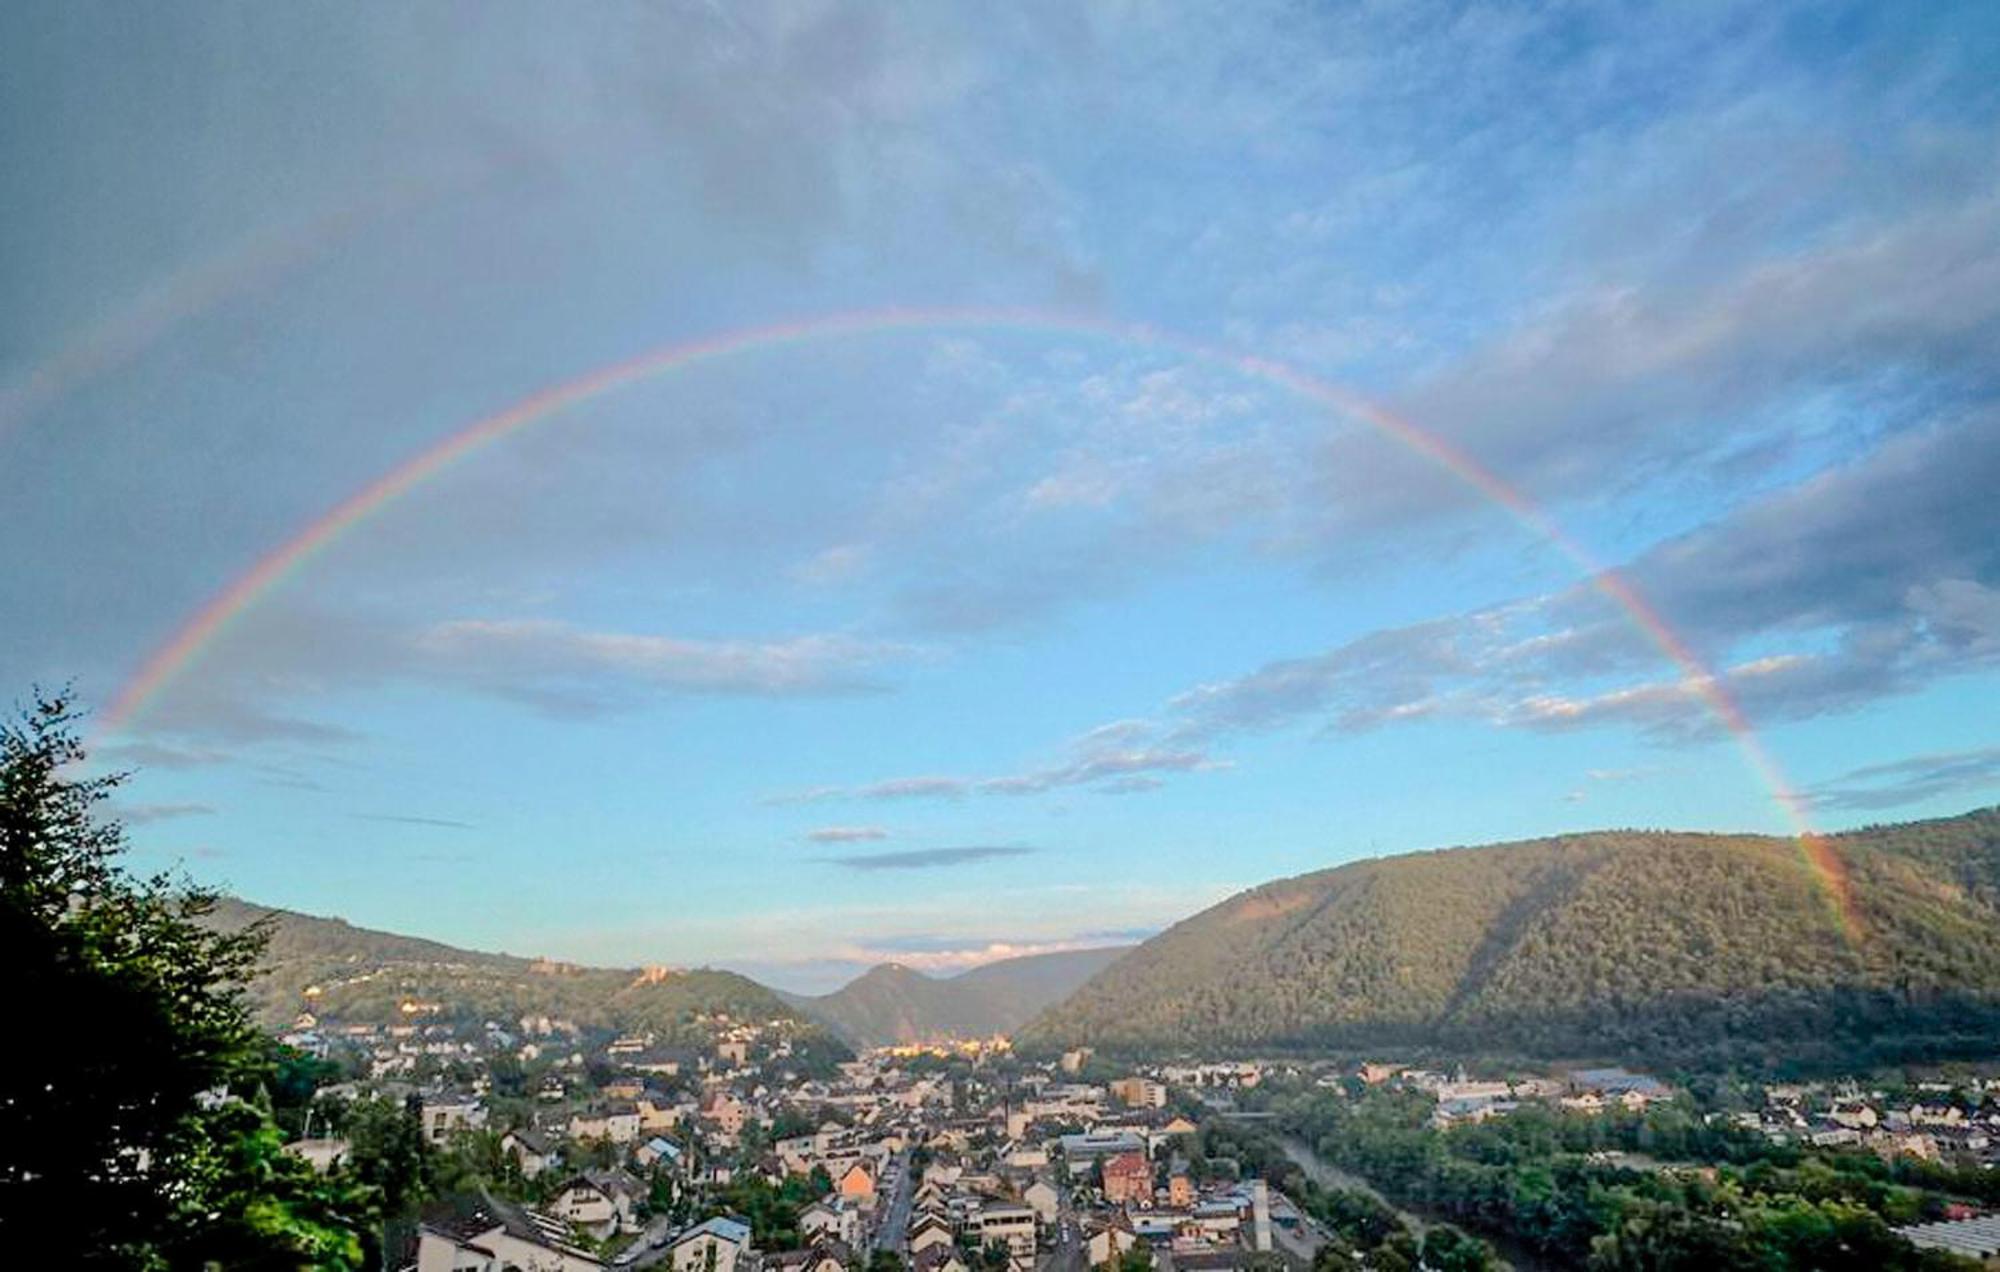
[4,2,1996,991]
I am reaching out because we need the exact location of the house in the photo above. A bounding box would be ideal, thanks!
[501,1127,557,1179]
[1085,1217,1138,1268]
[765,1240,850,1272]
[913,1245,971,1272]
[717,1039,751,1066]
[836,1159,875,1201]
[550,1170,644,1238]
[421,1094,486,1144]
[701,1091,750,1139]
[1101,1151,1152,1206]
[800,1196,862,1246]
[635,1135,686,1170]
[1024,1178,1059,1224]
[416,1200,602,1271]
[907,1212,956,1255]
[1166,1173,1195,1208]
[570,1104,644,1144]
[669,1215,755,1272]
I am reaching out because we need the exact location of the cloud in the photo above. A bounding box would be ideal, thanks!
[805,825,889,843]
[111,801,217,825]
[96,741,234,770]
[417,620,917,702]
[859,776,970,801]
[1805,747,2000,813]
[820,845,1034,871]
[1157,408,2000,746]
[761,785,846,808]
[351,813,476,830]
[836,930,1140,975]
[773,725,1231,807]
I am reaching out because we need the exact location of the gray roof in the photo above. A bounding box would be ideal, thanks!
[1896,1215,2000,1257]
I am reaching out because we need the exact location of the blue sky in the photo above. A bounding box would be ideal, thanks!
[3,2,1997,991]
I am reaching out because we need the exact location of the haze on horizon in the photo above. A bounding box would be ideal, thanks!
[4,2,1996,993]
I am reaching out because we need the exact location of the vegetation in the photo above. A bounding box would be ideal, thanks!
[1023,810,2000,1071]
[778,946,1131,1048]
[1250,1083,1986,1270]
[200,895,852,1059]
[1,692,369,1266]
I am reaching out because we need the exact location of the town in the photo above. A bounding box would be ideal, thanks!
[271,1005,2000,1271]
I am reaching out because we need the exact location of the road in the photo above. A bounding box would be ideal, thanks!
[1039,1187,1087,1272]
[875,1150,914,1255]
[613,1215,678,1269]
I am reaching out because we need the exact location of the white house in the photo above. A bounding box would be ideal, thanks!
[669,1215,755,1272]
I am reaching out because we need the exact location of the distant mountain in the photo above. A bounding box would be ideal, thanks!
[1021,808,2000,1071]
[779,946,1133,1048]
[203,898,835,1052]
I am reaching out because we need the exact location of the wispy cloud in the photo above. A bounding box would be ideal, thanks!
[821,845,1034,871]
[112,801,217,825]
[805,825,889,843]
[418,619,918,702]
[352,813,476,830]
[770,726,1230,806]
[1805,747,2000,813]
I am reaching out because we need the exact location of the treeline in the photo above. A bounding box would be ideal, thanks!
[1265,1085,1986,1270]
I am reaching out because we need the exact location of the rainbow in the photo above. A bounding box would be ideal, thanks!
[100,305,1855,934]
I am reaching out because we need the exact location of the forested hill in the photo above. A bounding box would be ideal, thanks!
[778,946,1132,1048]
[202,898,833,1050]
[1019,807,2000,1071]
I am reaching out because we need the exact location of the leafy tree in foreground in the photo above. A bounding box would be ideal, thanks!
[0,691,365,1267]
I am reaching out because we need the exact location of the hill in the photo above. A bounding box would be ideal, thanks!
[1019,807,2000,1071]
[203,898,838,1053]
[780,946,1132,1048]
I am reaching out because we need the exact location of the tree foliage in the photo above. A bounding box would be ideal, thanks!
[0,692,365,1266]
[1024,811,2000,1071]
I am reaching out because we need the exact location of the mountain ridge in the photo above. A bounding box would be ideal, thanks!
[200,897,839,1052]
[776,946,1134,1048]
[1019,807,2000,1071]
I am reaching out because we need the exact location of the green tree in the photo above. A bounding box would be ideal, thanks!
[0,691,365,1266]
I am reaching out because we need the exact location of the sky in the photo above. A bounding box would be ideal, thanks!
[3,1,1997,993]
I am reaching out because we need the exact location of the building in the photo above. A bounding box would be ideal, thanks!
[1024,1178,1060,1223]
[801,1196,864,1246]
[976,1202,1039,1271]
[669,1216,755,1272]
[500,1128,557,1179]
[1060,1130,1147,1159]
[1110,1077,1167,1109]
[550,1171,643,1239]
[837,1159,876,1201]
[1101,1151,1152,1206]
[421,1094,486,1143]
[1896,1215,2000,1267]
[416,1201,602,1271]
